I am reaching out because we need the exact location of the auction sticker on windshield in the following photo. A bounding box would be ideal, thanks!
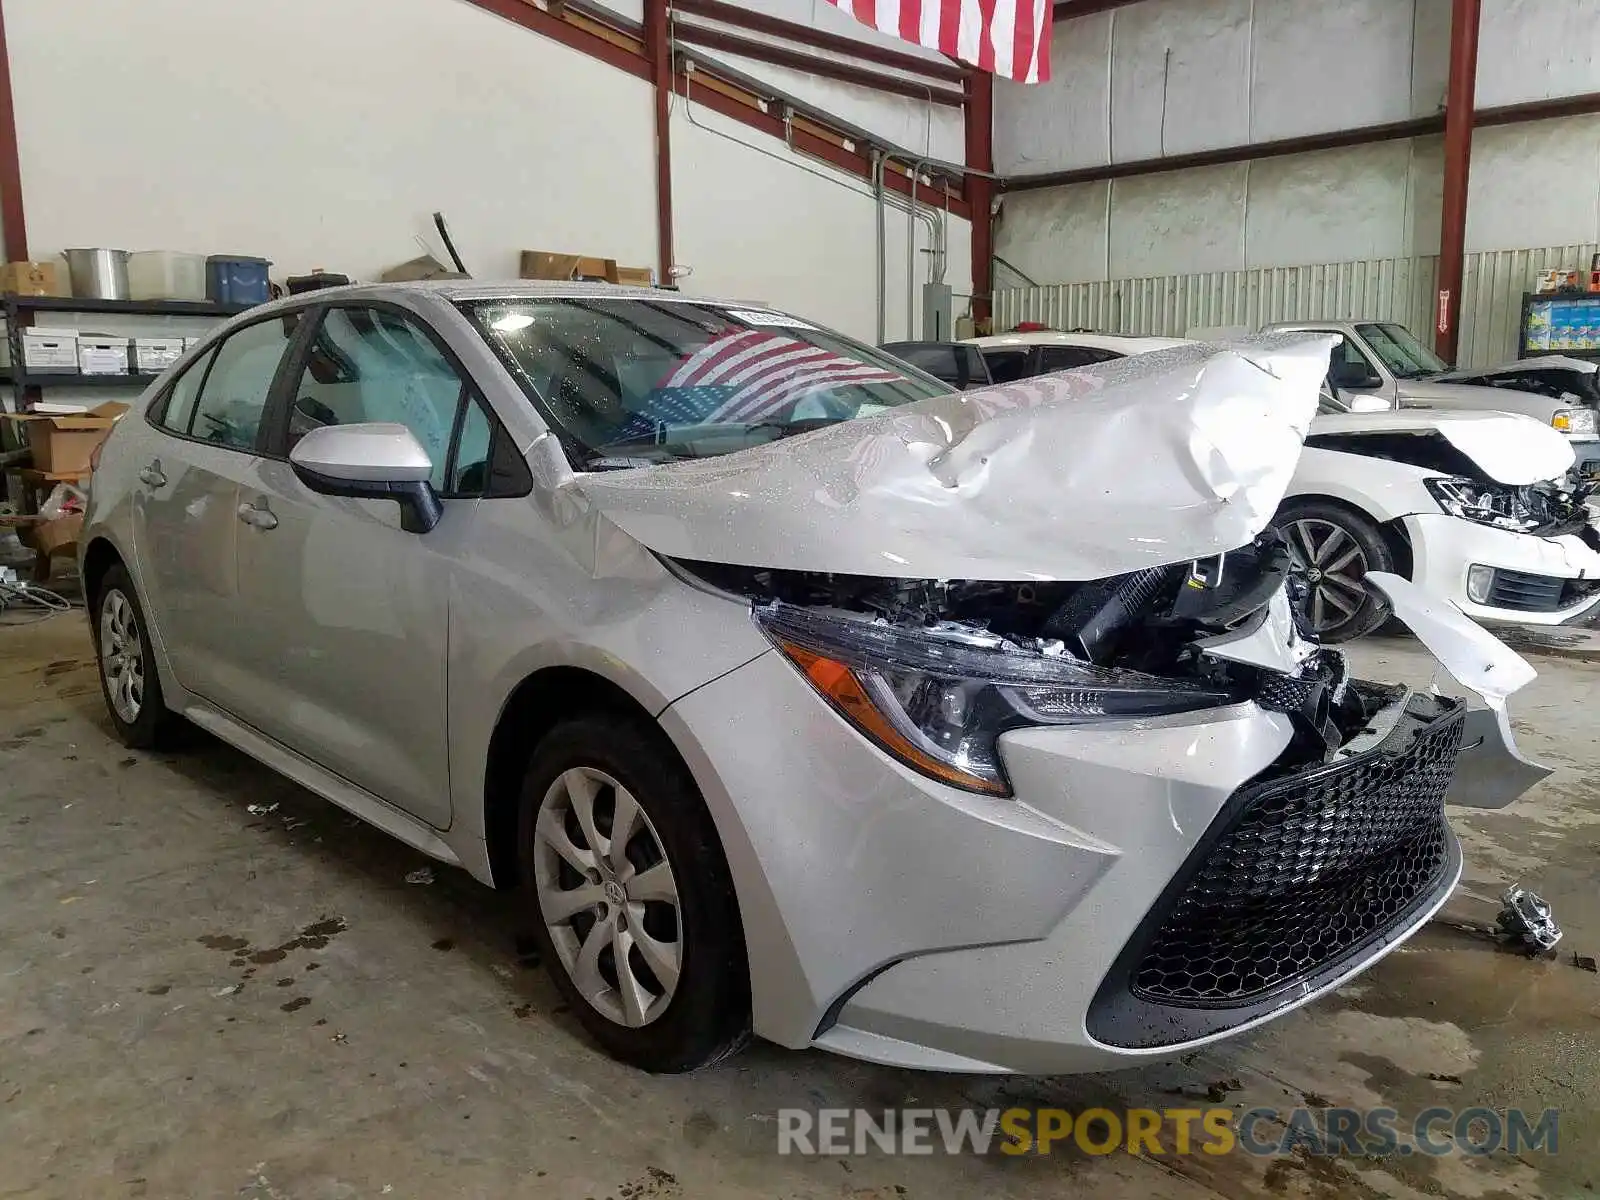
[725,309,819,330]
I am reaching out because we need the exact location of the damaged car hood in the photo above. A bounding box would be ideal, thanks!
[1310,410,1576,486]
[572,335,1333,581]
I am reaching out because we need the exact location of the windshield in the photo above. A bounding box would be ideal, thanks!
[1354,322,1448,379]
[458,297,951,468]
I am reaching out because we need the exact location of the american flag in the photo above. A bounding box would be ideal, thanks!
[823,0,1052,84]
[618,328,903,437]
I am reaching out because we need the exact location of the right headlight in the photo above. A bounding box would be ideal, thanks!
[1553,407,1598,435]
[756,603,1240,796]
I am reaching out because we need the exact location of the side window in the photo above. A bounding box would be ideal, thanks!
[980,348,1032,383]
[1328,336,1382,389]
[450,397,493,494]
[154,348,216,435]
[1037,346,1121,373]
[190,319,297,450]
[288,307,464,491]
[448,396,532,498]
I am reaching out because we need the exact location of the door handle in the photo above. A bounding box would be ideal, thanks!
[138,462,167,489]
[236,502,279,530]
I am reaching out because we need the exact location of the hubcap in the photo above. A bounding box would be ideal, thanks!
[99,588,144,724]
[532,767,683,1028]
[1286,518,1370,635]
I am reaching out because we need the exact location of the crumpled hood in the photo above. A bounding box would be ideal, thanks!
[1310,409,1576,485]
[1429,355,1598,383]
[571,334,1333,581]
[1398,376,1567,417]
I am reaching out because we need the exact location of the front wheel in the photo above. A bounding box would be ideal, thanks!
[516,714,750,1072]
[1276,501,1395,643]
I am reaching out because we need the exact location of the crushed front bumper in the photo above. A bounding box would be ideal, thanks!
[1087,693,1462,1049]
[823,692,1465,1073]
[1403,513,1600,626]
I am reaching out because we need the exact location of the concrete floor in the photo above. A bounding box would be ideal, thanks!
[3,612,1598,1200]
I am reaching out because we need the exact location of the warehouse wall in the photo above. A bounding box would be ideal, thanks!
[993,0,1600,284]
[8,0,657,284]
[4,0,959,342]
[671,99,972,342]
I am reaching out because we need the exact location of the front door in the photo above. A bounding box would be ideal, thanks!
[131,317,300,703]
[228,304,481,828]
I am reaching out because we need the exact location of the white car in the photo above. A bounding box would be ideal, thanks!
[954,332,1600,641]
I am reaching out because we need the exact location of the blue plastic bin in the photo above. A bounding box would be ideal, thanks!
[206,255,272,306]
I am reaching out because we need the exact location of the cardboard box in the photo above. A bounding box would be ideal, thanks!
[3,401,128,475]
[0,261,62,296]
[614,266,654,287]
[78,334,130,375]
[23,512,81,557]
[132,336,185,373]
[520,250,620,283]
[0,327,80,373]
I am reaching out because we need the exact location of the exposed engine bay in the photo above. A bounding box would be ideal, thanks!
[1306,428,1600,540]
[675,530,1406,777]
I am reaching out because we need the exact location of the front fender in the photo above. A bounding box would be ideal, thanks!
[1289,447,1439,523]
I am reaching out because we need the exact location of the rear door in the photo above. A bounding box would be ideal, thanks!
[228,302,509,827]
[131,314,304,703]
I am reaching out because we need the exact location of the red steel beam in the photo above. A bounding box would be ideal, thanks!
[1436,0,1481,362]
[671,0,968,83]
[965,70,994,327]
[0,0,28,261]
[1002,114,1440,191]
[646,0,674,284]
[463,0,650,80]
[999,89,1600,193]
[673,70,969,218]
[672,23,965,106]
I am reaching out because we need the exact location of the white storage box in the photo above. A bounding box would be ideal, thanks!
[1,327,81,374]
[183,336,203,350]
[78,334,130,375]
[132,336,185,373]
[128,251,207,301]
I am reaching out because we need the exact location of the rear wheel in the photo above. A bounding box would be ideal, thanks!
[517,714,750,1072]
[93,564,180,748]
[1277,500,1394,643]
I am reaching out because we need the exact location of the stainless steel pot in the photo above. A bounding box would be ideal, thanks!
[63,248,131,300]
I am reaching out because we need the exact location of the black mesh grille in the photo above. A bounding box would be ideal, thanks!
[1486,569,1567,613]
[1130,704,1463,1007]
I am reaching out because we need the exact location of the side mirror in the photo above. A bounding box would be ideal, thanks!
[1347,393,1391,413]
[289,422,443,534]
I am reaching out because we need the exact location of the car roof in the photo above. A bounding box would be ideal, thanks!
[962,331,1192,354]
[244,279,772,312]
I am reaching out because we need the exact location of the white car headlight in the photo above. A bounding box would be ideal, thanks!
[1553,407,1597,435]
[756,603,1239,796]
[1424,476,1539,530]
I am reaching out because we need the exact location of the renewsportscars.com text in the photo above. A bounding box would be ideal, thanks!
[776,1106,1559,1159]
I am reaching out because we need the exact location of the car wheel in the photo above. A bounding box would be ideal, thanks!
[93,564,179,748]
[517,714,751,1072]
[1277,500,1395,643]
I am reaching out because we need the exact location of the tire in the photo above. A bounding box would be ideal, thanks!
[92,564,181,749]
[516,714,751,1072]
[1276,499,1395,643]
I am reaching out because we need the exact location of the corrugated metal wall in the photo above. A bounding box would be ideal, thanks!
[993,244,1600,367]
